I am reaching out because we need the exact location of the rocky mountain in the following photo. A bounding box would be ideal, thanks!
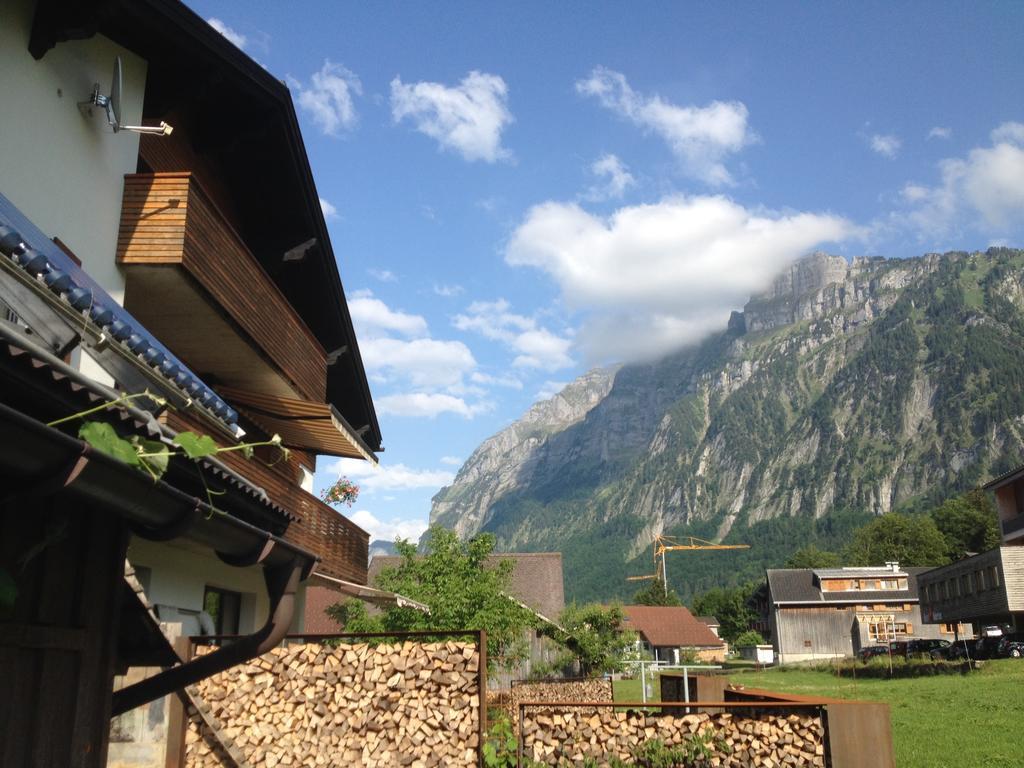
[430,249,1024,602]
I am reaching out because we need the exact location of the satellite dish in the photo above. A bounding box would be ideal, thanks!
[80,56,173,137]
[109,56,123,132]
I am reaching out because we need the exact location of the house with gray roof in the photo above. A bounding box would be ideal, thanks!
[765,563,959,664]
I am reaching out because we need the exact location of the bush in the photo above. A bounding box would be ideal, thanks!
[734,630,766,647]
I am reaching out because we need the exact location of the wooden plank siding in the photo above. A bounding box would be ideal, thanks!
[0,500,129,768]
[162,411,369,585]
[116,173,327,403]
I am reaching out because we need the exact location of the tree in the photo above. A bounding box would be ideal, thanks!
[327,526,535,670]
[545,603,636,677]
[734,630,766,647]
[843,513,949,567]
[632,577,682,606]
[784,545,841,569]
[930,490,1000,560]
[691,583,758,643]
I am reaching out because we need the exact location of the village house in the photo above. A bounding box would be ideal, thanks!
[918,465,1024,635]
[622,605,727,663]
[764,564,962,664]
[0,0,391,764]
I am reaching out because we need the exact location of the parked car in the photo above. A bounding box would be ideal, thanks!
[857,645,890,662]
[962,636,1003,660]
[931,640,970,660]
[996,633,1024,658]
[903,639,949,659]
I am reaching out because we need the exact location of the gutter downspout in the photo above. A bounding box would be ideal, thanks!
[111,560,302,716]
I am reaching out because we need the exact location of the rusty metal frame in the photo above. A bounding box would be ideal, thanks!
[515,699,831,768]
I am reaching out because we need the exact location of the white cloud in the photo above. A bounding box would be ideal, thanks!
[433,283,464,298]
[391,71,513,162]
[349,510,429,543]
[584,154,636,201]
[869,133,902,159]
[506,196,853,362]
[440,455,463,466]
[471,371,523,390]
[348,292,490,418]
[291,60,362,136]
[368,269,398,283]
[319,197,338,219]
[349,293,427,338]
[897,121,1024,233]
[376,392,491,418]
[326,457,455,492]
[536,380,569,401]
[927,126,952,140]
[207,18,247,49]
[454,299,574,370]
[361,337,477,389]
[576,67,753,186]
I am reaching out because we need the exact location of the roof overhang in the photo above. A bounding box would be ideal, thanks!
[219,386,378,464]
[308,572,428,613]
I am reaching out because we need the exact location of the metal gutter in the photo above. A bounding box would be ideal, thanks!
[0,320,293,522]
[0,400,318,714]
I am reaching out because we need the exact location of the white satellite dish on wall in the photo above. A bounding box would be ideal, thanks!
[80,56,173,136]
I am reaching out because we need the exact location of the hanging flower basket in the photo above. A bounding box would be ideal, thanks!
[321,477,359,507]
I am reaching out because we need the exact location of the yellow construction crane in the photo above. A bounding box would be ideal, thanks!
[626,534,750,595]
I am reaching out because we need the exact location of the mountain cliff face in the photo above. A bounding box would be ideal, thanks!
[430,249,1024,601]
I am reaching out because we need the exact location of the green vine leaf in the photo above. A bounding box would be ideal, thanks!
[172,432,220,459]
[79,421,141,466]
[134,437,171,479]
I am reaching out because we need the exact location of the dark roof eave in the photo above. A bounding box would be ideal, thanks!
[0,399,317,576]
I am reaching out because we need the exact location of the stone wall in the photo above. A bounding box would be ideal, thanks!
[184,640,482,768]
[520,708,826,767]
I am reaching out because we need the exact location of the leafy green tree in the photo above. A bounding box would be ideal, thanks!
[784,545,841,569]
[843,513,949,567]
[733,630,766,647]
[632,577,683,606]
[327,525,535,669]
[930,490,1000,560]
[691,583,758,643]
[546,603,636,676]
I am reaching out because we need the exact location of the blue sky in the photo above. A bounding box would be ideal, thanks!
[191,1,1024,544]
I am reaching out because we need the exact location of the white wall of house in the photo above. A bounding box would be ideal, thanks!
[0,0,145,306]
[127,537,270,636]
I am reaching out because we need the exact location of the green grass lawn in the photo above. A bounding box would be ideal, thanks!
[611,662,1022,767]
[729,661,1024,768]
[612,674,661,703]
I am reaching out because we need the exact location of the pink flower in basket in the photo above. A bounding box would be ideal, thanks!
[321,477,359,507]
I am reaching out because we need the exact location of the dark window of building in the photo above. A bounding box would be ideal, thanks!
[203,586,241,636]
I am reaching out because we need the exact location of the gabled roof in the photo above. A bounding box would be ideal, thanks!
[29,0,381,452]
[697,615,720,627]
[368,552,566,621]
[622,605,724,648]
[766,567,930,604]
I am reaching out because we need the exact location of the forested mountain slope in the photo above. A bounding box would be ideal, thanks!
[430,249,1024,602]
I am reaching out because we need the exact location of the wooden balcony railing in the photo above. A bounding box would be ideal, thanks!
[116,172,327,403]
[164,405,368,584]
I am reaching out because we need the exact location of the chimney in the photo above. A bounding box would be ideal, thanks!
[885,561,900,572]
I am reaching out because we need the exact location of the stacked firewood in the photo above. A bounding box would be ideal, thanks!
[503,679,613,727]
[520,709,826,767]
[184,641,481,768]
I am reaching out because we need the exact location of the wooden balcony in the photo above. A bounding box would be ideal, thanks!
[116,173,327,403]
[164,410,369,584]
